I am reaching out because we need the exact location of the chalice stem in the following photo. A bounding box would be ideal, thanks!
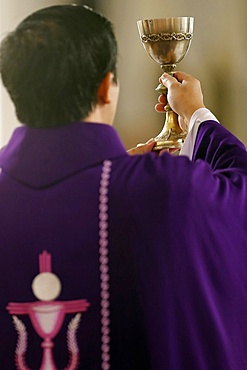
[153,64,187,150]
[40,339,57,370]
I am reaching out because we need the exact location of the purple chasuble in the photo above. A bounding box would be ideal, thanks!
[0,120,246,369]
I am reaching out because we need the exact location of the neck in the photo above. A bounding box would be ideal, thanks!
[82,105,113,126]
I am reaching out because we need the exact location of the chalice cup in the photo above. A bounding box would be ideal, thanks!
[137,17,194,150]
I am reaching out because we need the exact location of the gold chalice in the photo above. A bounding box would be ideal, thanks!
[137,17,194,150]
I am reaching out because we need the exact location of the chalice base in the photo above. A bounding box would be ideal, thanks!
[153,135,185,151]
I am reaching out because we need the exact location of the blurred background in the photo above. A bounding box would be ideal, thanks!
[1,0,247,149]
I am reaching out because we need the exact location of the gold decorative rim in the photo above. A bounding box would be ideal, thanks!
[141,32,193,43]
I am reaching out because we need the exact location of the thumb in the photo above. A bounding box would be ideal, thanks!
[160,73,177,89]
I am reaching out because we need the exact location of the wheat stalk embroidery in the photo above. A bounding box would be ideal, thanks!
[12,315,30,370]
[64,313,82,370]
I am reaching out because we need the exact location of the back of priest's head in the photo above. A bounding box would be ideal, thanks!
[0,5,118,128]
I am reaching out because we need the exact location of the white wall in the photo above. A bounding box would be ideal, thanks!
[95,0,247,149]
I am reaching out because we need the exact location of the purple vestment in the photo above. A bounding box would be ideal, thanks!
[0,120,246,369]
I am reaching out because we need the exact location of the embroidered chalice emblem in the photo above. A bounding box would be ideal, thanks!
[7,250,90,370]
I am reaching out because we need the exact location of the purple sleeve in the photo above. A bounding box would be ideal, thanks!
[192,120,247,177]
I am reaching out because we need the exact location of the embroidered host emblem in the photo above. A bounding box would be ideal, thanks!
[7,250,90,370]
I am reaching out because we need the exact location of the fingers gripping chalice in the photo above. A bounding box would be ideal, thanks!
[137,17,194,150]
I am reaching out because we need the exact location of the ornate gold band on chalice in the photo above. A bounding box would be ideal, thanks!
[140,32,193,43]
[137,17,194,150]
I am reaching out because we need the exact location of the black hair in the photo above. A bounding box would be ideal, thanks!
[0,5,118,127]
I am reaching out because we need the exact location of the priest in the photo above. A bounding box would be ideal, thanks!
[0,4,246,369]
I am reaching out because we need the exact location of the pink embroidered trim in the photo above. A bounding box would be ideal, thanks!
[99,160,112,370]
[39,250,51,272]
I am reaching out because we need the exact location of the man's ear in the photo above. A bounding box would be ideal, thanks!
[97,72,113,104]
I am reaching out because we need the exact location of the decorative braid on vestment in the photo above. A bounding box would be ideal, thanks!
[99,160,112,370]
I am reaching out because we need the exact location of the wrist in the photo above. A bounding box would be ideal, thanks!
[184,104,205,125]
